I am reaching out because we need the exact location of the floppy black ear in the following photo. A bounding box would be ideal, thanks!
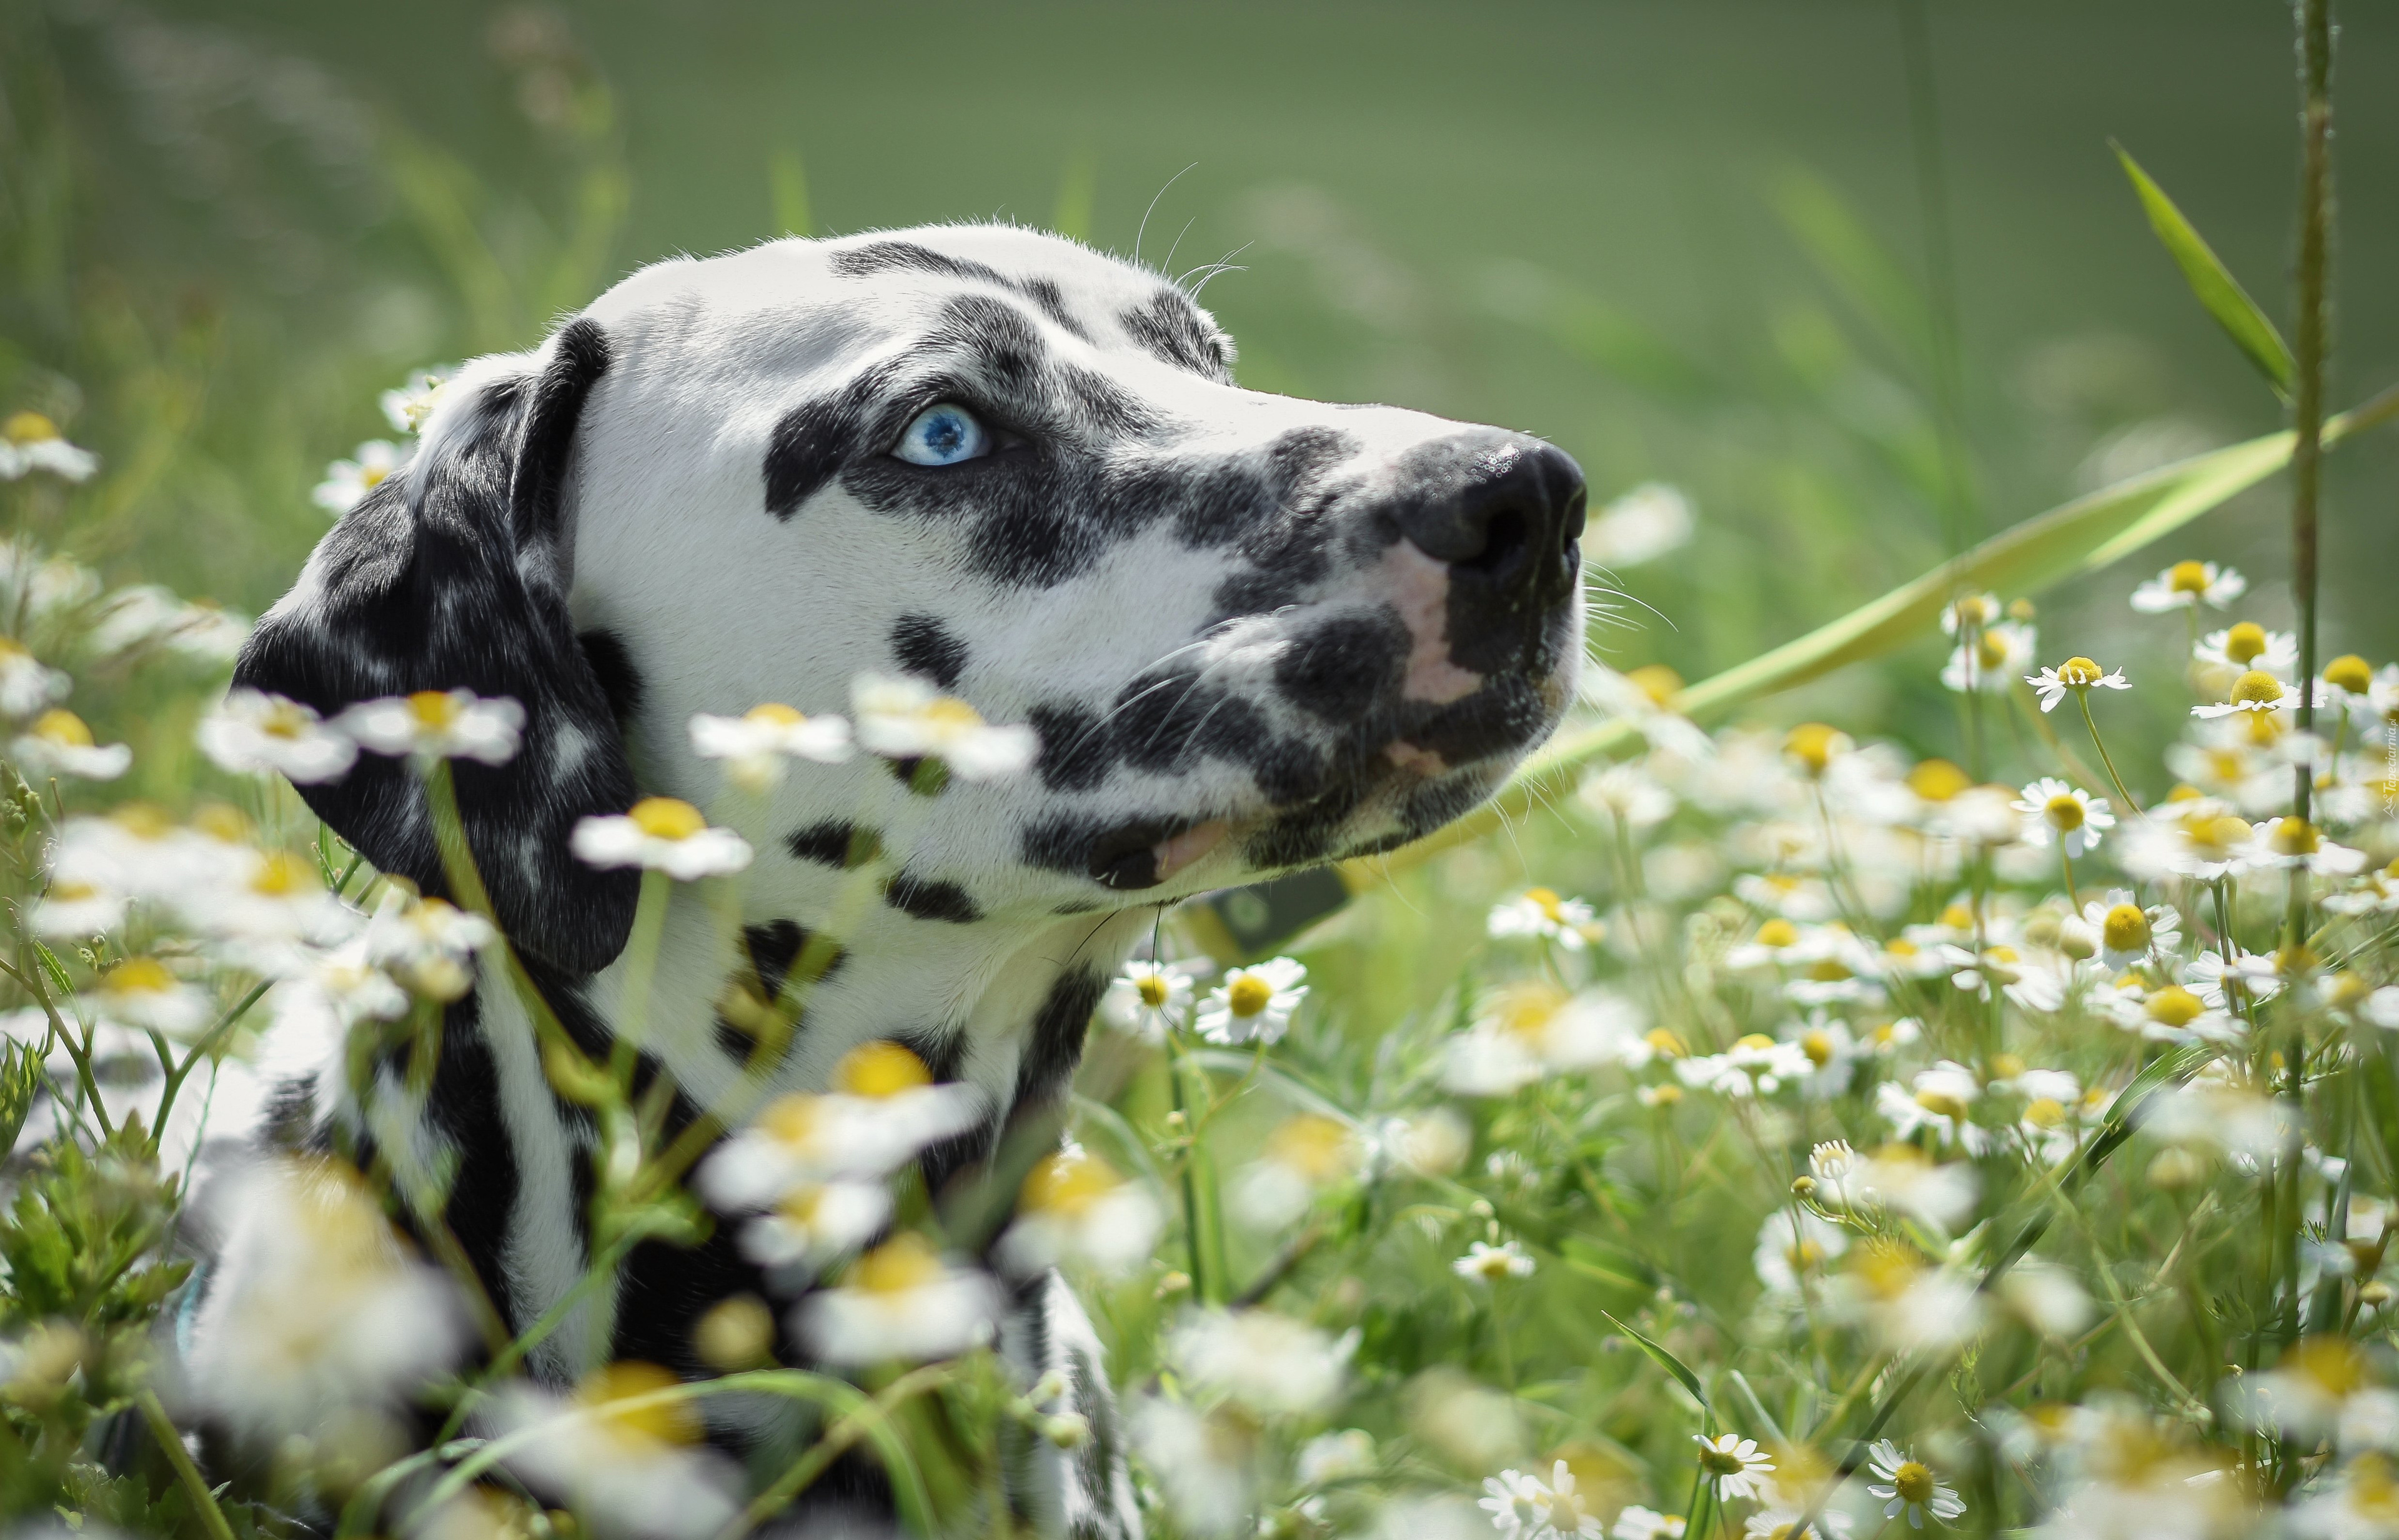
[236,319,639,974]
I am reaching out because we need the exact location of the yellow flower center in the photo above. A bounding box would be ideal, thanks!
[2229,669,2285,707]
[920,696,985,734]
[1991,1053,2025,1079]
[2102,904,2150,952]
[1907,758,1970,802]
[1974,632,2010,669]
[1885,938,1919,958]
[1754,918,1799,950]
[407,689,462,729]
[1268,1113,1354,1181]
[2270,818,2322,857]
[628,796,707,841]
[1136,972,1172,1008]
[1625,663,1682,706]
[2287,1336,2367,1398]
[1801,1030,1835,1066]
[848,1233,944,1294]
[1915,1087,1970,1121]
[1950,594,1999,628]
[2222,622,2267,665]
[1697,1443,1748,1476]
[1644,1026,1688,1060]
[1939,903,1972,930]
[1784,722,1845,774]
[2044,793,2085,830]
[2187,814,2252,859]
[102,957,176,995]
[1522,886,1564,922]
[2167,560,2210,594]
[755,1092,826,1146]
[1736,1032,1778,1051]
[29,709,92,747]
[1021,1151,1121,1216]
[575,1361,701,1446]
[1892,1461,1935,1505]
[110,801,177,840]
[1644,1083,1684,1106]
[833,1039,933,1098]
[1787,1239,1825,1270]
[4,411,60,444]
[2145,986,2204,1028]
[249,852,314,896]
[1226,973,1274,1017]
[359,464,390,489]
[2024,1097,2065,1128]
[2325,653,2373,694]
[261,700,313,740]
[747,702,807,727]
[2057,655,2105,687]
[191,802,252,843]
[1805,957,1852,982]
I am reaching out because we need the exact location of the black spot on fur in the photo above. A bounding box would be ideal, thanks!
[891,614,970,690]
[1029,703,1111,793]
[763,360,900,519]
[830,241,1013,286]
[577,628,643,733]
[1011,969,1107,1115]
[886,873,982,924]
[787,820,883,868]
[1120,289,1233,381]
[713,919,845,1061]
[1273,610,1408,720]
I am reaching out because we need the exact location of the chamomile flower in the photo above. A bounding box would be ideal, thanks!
[2245,816,2368,877]
[93,956,216,1038]
[310,440,409,515]
[88,585,249,663]
[2014,778,2112,855]
[2025,656,2129,713]
[2099,980,2238,1045]
[1877,1061,1987,1154]
[2195,622,2297,674]
[2132,559,2245,612]
[362,890,494,1001]
[1864,1441,1965,1528]
[2192,670,2328,719]
[2120,803,2253,882]
[1488,887,1599,948]
[1100,957,1200,1040]
[1454,1239,1536,1284]
[1195,956,1308,1045]
[2189,947,2282,1011]
[31,878,126,939]
[688,703,853,792]
[1753,1205,1849,1296]
[1168,1308,1354,1416]
[850,672,1036,780]
[572,797,753,879]
[487,1363,740,1540]
[340,688,524,763]
[2082,892,2180,967]
[732,1178,890,1274]
[698,1040,985,1205]
[379,365,455,435]
[1232,1112,1361,1227]
[1691,1433,1776,1502]
[1612,1509,1689,1540]
[1939,592,2005,637]
[996,1145,1164,1276]
[1479,1459,1604,1538]
[269,939,413,1040]
[1940,620,2037,695]
[0,411,98,480]
[0,638,69,718]
[11,710,129,780]
[794,1233,1000,1365]
[1744,1503,1850,1539]
[1583,481,1695,568]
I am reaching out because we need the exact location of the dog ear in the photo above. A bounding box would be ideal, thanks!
[236,319,640,974]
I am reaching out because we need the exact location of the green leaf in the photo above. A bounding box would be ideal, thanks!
[2113,141,2295,397]
[2075,1040,2216,1178]
[1599,1309,1711,1409]
[1771,167,1935,366]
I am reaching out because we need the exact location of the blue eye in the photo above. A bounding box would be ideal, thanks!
[892,403,991,467]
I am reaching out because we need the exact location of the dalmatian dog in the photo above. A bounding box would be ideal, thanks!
[217,224,1586,1534]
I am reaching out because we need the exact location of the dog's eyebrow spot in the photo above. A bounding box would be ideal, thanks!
[919,294,1046,392]
[830,241,1094,341]
[885,873,983,925]
[1120,289,1232,381]
[763,358,900,520]
[890,614,970,690]
[786,820,883,868]
[1057,364,1161,437]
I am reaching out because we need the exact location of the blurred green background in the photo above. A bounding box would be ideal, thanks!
[5,0,2393,761]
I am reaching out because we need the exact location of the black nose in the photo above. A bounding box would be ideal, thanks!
[1391,433,1586,608]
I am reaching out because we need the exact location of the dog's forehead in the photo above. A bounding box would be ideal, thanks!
[580,225,1226,382]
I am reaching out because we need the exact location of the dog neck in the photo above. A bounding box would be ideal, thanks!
[576,885,1154,1142]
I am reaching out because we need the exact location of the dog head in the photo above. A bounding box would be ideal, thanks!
[239,225,1584,969]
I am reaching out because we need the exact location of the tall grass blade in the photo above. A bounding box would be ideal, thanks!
[2113,141,2295,397]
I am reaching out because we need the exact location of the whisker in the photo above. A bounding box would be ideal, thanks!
[1134,164,1198,269]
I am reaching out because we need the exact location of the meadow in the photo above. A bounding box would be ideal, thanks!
[2,3,2398,1537]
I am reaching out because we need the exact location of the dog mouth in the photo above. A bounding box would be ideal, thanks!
[1084,816,1233,891]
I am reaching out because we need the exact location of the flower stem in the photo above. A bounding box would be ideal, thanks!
[2059,847,2078,913]
[2074,692,2142,815]
[1163,1027,1208,1303]
[2284,0,2332,955]
[142,1388,238,1540]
